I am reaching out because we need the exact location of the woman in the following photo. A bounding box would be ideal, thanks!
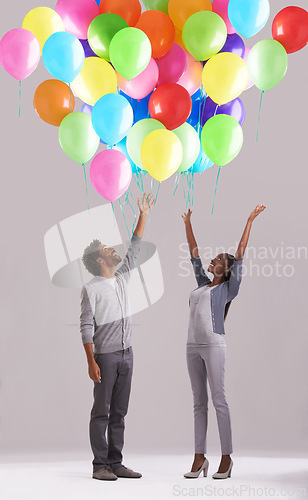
[182,204,266,479]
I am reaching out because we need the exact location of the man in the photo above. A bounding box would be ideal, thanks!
[80,192,155,481]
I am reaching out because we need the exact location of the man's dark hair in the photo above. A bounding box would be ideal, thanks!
[82,239,102,276]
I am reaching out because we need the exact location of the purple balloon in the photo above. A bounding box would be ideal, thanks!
[79,38,97,58]
[200,96,245,127]
[219,33,245,58]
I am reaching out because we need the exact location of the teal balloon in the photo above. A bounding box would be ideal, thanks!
[114,137,140,173]
[92,93,133,145]
[43,32,84,83]
[247,39,288,91]
[201,114,243,166]
[59,112,100,163]
[228,0,270,38]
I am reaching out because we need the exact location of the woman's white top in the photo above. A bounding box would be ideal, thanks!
[187,284,226,347]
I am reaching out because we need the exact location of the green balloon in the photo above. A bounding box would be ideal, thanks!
[247,39,288,91]
[87,14,128,61]
[201,114,243,166]
[182,11,227,61]
[127,118,166,170]
[173,123,200,173]
[109,27,152,80]
[143,0,169,15]
[59,112,100,164]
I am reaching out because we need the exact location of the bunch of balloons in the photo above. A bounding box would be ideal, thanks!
[0,0,307,211]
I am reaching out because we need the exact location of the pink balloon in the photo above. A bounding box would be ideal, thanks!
[243,47,254,90]
[90,149,132,202]
[55,0,99,40]
[212,0,236,34]
[157,43,187,87]
[0,28,40,80]
[176,52,202,96]
[117,58,158,100]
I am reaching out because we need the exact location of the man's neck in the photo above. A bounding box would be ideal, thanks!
[99,267,116,279]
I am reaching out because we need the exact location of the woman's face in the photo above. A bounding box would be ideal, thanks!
[207,253,229,278]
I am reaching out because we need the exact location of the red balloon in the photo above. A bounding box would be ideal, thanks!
[272,6,308,54]
[149,83,192,130]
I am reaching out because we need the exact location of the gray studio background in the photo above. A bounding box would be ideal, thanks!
[0,0,307,461]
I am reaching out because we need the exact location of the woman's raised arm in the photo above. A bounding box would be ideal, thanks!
[182,208,199,258]
[235,204,266,260]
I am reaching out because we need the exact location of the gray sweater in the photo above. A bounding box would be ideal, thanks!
[189,256,244,335]
[80,234,142,353]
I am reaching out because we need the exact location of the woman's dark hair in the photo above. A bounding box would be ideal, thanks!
[82,238,102,276]
[224,253,235,320]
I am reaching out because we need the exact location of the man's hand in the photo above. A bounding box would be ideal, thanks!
[137,192,155,216]
[181,207,192,224]
[88,360,101,383]
[248,204,266,223]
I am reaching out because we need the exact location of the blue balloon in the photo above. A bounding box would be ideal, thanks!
[192,148,214,173]
[186,89,201,128]
[200,96,245,127]
[120,91,152,124]
[94,0,100,5]
[114,137,140,174]
[228,0,270,38]
[219,33,245,58]
[92,93,134,145]
[43,32,84,83]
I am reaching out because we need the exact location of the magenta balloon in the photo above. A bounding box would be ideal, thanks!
[90,149,132,202]
[177,51,202,96]
[55,0,99,40]
[212,0,236,34]
[157,43,187,86]
[117,58,158,100]
[0,28,40,80]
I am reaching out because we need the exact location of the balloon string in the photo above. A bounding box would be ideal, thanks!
[82,163,90,213]
[126,188,137,235]
[214,104,219,116]
[173,172,180,196]
[211,166,221,215]
[111,201,116,227]
[154,180,160,204]
[18,80,22,118]
[191,170,195,206]
[69,83,73,112]
[256,90,264,142]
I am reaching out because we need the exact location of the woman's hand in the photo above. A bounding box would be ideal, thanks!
[181,207,192,224]
[248,204,266,223]
[137,192,155,216]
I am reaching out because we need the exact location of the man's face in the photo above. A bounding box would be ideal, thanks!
[97,244,122,266]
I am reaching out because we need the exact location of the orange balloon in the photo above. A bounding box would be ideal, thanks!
[174,26,186,51]
[99,0,141,27]
[168,0,212,30]
[33,79,75,126]
[136,10,175,58]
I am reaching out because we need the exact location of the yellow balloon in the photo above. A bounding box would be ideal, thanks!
[202,52,248,105]
[71,57,117,106]
[168,0,212,31]
[22,7,65,53]
[141,129,183,182]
